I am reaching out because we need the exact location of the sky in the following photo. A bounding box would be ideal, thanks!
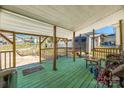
[95,26,115,35]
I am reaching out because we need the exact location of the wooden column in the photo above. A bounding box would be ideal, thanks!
[73,32,75,61]
[0,53,1,70]
[39,36,41,63]
[93,29,95,57]
[53,26,57,70]
[56,38,59,59]
[79,34,82,57]
[13,33,16,68]
[119,20,123,51]
[65,39,68,57]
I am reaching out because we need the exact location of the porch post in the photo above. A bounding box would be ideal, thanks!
[53,25,57,70]
[13,33,16,68]
[39,36,41,63]
[86,36,91,54]
[119,20,123,51]
[79,34,82,57]
[66,39,68,57]
[93,29,95,57]
[73,32,75,61]
[56,38,59,59]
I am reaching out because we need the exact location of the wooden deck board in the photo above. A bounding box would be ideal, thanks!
[35,67,80,88]
[16,57,106,88]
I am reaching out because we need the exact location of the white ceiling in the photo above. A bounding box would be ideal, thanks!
[1,5,124,31]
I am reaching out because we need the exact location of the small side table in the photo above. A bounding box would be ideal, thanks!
[85,57,101,68]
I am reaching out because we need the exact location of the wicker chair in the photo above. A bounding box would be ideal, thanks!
[96,53,124,88]
[112,64,124,87]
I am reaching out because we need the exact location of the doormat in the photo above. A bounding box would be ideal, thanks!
[22,65,44,76]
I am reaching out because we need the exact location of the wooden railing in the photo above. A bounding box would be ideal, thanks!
[0,51,13,70]
[92,48,121,59]
[41,47,68,61]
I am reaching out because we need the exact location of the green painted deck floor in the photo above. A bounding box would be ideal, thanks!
[16,57,107,88]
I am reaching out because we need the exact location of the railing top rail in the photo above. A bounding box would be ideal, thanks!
[41,47,66,50]
[94,47,120,49]
[0,50,13,53]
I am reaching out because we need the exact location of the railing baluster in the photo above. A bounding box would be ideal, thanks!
[97,49,99,58]
[113,48,115,54]
[101,48,102,58]
[101,48,103,59]
[99,48,100,59]
[119,48,122,54]
[96,49,98,58]
[99,48,101,58]
[109,49,110,55]
[108,49,110,55]
[95,48,96,58]
[98,48,100,59]
[107,48,108,57]
[104,48,105,59]
[104,48,106,59]
[107,49,108,56]
[114,48,116,54]
[112,48,114,54]
[0,53,1,70]
[9,52,11,68]
[98,49,99,59]
[106,48,107,57]
[5,52,6,69]
[115,48,117,55]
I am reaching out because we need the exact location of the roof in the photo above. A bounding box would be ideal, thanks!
[0,5,124,38]
[108,34,115,36]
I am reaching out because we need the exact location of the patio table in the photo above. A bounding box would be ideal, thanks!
[85,57,101,68]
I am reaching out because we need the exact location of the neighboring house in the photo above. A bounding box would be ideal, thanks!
[57,39,72,48]
[85,33,116,53]
[57,32,116,54]
[75,35,87,51]
[58,40,66,48]
[101,34,116,47]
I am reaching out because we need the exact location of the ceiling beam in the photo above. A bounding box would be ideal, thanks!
[0,29,68,39]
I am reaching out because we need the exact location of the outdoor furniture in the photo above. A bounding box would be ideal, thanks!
[112,64,124,87]
[96,53,124,88]
[106,54,123,68]
[96,67,113,88]
[0,68,17,88]
[85,57,101,68]
[96,66,124,88]
[94,64,119,88]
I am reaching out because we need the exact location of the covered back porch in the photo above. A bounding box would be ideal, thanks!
[0,5,124,88]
